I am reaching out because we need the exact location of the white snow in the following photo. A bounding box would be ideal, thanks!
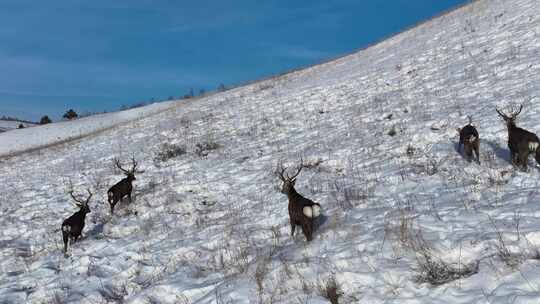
[2,0,540,303]
[0,101,178,157]
[0,120,36,133]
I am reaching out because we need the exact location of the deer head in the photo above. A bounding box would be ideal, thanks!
[496,104,522,129]
[68,187,92,213]
[276,159,304,195]
[114,157,140,181]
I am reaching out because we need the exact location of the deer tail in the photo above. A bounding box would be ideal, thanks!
[312,204,321,217]
[303,204,321,218]
[303,206,313,218]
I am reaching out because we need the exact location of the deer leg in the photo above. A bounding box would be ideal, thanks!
[463,143,473,162]
[520,151,529,171]
[290,220,296,236]
[128,193,132,204]
[535,149,540,165]
[62,232,69,253]
[107,195,114,214]
[474,143,481,164]
[515,149,525,170]
[302,222,313,242]
[110,200,116,214]
[510,150,518,166]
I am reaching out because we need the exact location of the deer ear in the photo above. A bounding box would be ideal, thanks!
[291,178,297,185]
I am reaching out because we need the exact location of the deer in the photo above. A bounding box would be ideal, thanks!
[496,104,540,170]
[456,116,480,164]
[61,187,92,254]
[107,157,140,214]
[276,160,322,242]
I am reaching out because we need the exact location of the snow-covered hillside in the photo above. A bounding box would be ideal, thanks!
[0,101,178,157]
[2,0,540,303]
[0,120,36,133]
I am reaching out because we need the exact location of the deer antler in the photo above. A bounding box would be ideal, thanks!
[287,158,304,180]
[495,107,510,120]
[84,189,93,205]
[497,104,523,121]
[275,161,287,182]
[68,190,84,206]
[511,104,523,118]
[276,158,305,181]
[67,181,92,207]
[114,158,130,174]
[130,156,139,173]
[114,156,141,174]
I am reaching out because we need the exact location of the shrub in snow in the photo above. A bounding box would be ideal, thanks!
[406,144,415,157]
[388,125,397,136]
[318,276,342,304]
[412,234,478,285]
[195,141,220,158]
[63,109,78,120]
[39,115,52,124]
[154,143,186,162]
[415,250,478,285]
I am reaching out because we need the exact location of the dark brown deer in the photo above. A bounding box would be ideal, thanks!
[61,187,92,254]
[107,157,140,214]
[496,104,540,170]
[276,160,322,242]
[457,116,480,164]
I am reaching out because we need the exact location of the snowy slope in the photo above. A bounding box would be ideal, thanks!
[2,0,540,303]
[0,101,179,157]
[0,120,36,133]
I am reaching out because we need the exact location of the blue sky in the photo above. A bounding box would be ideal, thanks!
[0,0,467,121]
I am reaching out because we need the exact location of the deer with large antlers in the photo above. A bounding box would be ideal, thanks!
[496,104,540,170]
[61,186,92,254]
[276,160,322,242]
[107,157,140,214]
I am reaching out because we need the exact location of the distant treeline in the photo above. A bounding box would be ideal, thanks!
[1,83,230,125]
[0,116,37,124]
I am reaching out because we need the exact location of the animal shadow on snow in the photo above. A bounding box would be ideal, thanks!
[484,139,512,165]
[111,191,139,215]
[86,221,105,239]
[292,214,328,242]
[316,213,329,229]
[453,141,480,164]
[483,139,539,170]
